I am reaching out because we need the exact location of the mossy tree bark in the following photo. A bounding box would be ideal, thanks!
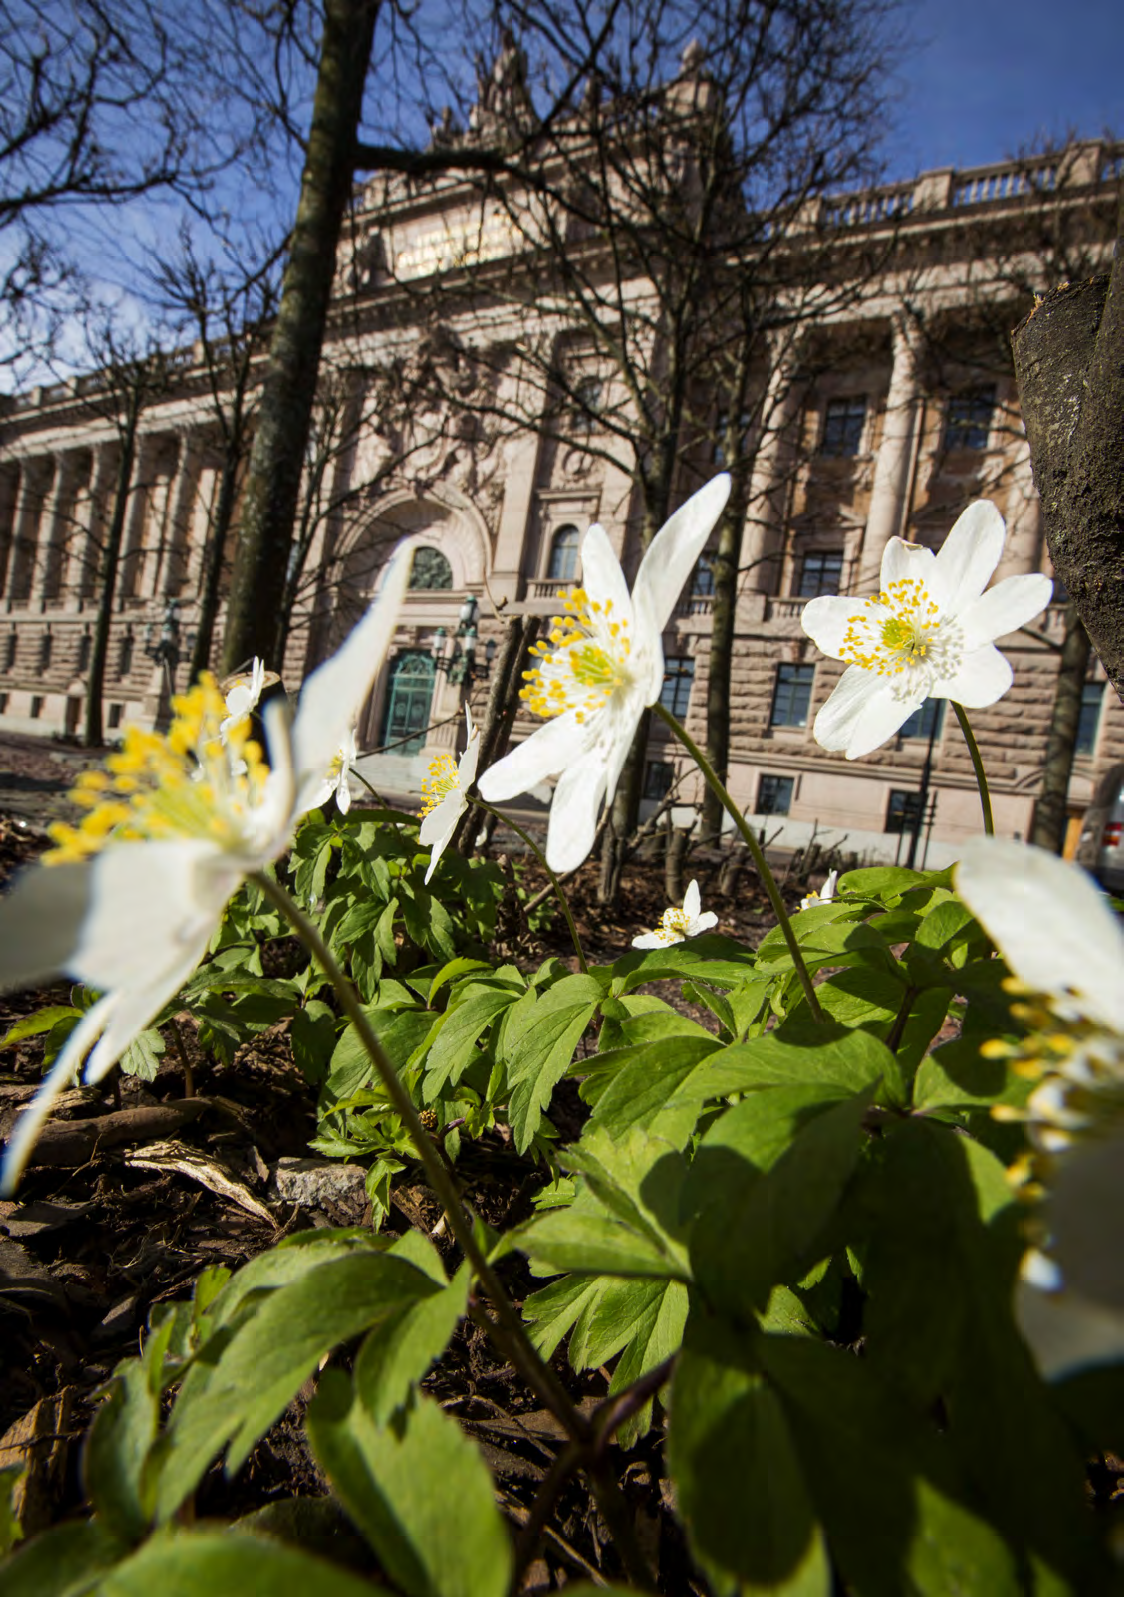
[1012,196,1124,702]
[1029,606,1091,854]
[219,0,380,676]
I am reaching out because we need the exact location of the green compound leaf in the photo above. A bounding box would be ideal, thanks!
[308,1373,512,1597]
[157,1245,436,1520]
[685,1085,873,1318]
[98,1529,378,1597]
[0,1519,121,1597]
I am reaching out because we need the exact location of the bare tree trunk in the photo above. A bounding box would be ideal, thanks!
[189,451,239,682]
[1012,198,1124,699]
[1029,605,1091,853]
[83,414,138,747]
[220,0,380,675]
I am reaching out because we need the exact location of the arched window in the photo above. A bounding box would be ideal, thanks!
[380,651,436,755]
[547,525,580,583]
[409,546,453,590]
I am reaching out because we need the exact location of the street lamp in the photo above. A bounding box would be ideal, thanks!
[143,600,184,685]
[431,594,497,687]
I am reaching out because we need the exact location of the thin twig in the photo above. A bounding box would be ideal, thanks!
[952,702,995,836]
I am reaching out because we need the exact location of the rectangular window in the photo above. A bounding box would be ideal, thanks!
[757,773,794,815]
[886,789,924,835]
[795,550,845,598]
[107,702,124,729]
[29,695,43,720]
[0,693,8,714]
[117,632,133,678]
[770,664,815,729]
[659,656,695,718]
[820,396,867,457]
[78,632,92,673]
[943,385,996,452]
[691,552,716,597]
[899,698,946,741]
[39,631,52,671]
[1076,682,1104,756]
[4,632,16,672]
[643,760,674,801]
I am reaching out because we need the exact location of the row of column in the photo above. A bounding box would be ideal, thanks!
[0,432,213,611]
[737,316,1042,601]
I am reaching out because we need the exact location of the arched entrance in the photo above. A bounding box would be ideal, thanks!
[379,651,436,755]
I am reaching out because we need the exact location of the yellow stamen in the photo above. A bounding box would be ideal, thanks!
[419,753,460,818]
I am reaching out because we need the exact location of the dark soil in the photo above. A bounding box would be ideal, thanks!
[0,733,829,1590]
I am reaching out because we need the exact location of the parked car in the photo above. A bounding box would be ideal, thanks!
[1075,762,1124,893]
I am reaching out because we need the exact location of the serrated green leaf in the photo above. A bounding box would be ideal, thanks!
[518,1210,689,1281]
[668,1324,829,1594]
[0,1007,80,1049]
[355,1254,469,1425]
[83,1358,160,1545]
[289,1001,337,1084]
[119,1026,165,1082]
[421,984,520,1101]
[504,977,601,1151]
[686,1086,873,1316]
[307,1375,511,1597]
[0,1518,119,1596]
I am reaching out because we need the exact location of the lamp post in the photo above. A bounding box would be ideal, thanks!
[431,595,497,688]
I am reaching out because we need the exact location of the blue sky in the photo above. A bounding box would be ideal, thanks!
[883,0,1123,178]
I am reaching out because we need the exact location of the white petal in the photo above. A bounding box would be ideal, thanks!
[683,880,701,919]
[955,840,1124,1031]
[880,536,938,594]
[478,711,592,801]
[932,644,1012,707]
[336,779,352,815]
[813,667,922,758]
[423,819,458,885]
[579,523,632,616]
[960,573,1053,651]
[632,931,671,949]
[419,789,465,845]
[70,842,237,995]
[801,595,864,660]
[292,540,413,793]
[934,501,1006,611]
[0,862,98,992]
[631,475,731,638]
[0,998,113,1194]
[690,911,718,935]
[459,727,481,788]
[546,751,609,873]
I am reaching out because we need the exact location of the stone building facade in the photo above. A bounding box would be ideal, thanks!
[0,132,1121,864]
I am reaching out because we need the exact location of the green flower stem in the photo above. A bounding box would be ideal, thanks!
[951,702,994,836]
[251,869,588,1445]
[471,797,588,974]
[653,702,825,1023]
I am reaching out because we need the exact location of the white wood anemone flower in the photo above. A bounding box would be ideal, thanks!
[305,727,359,816]
[477,474,731,873]
[0,544,415,1193]
[219,656,266,741]
[632,880,718,949]
[800,868,838,911]
[418,704,480,886]
[955,838,1124,1378]
[801,502,1052,759]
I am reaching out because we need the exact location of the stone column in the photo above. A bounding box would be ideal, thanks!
[118,436,159,600]
[856,319,922,590]
[742,353,803,598]
[75,444,119,602]
[32,451,81,606]
[6,457,54,605]
[160,433,203,597]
